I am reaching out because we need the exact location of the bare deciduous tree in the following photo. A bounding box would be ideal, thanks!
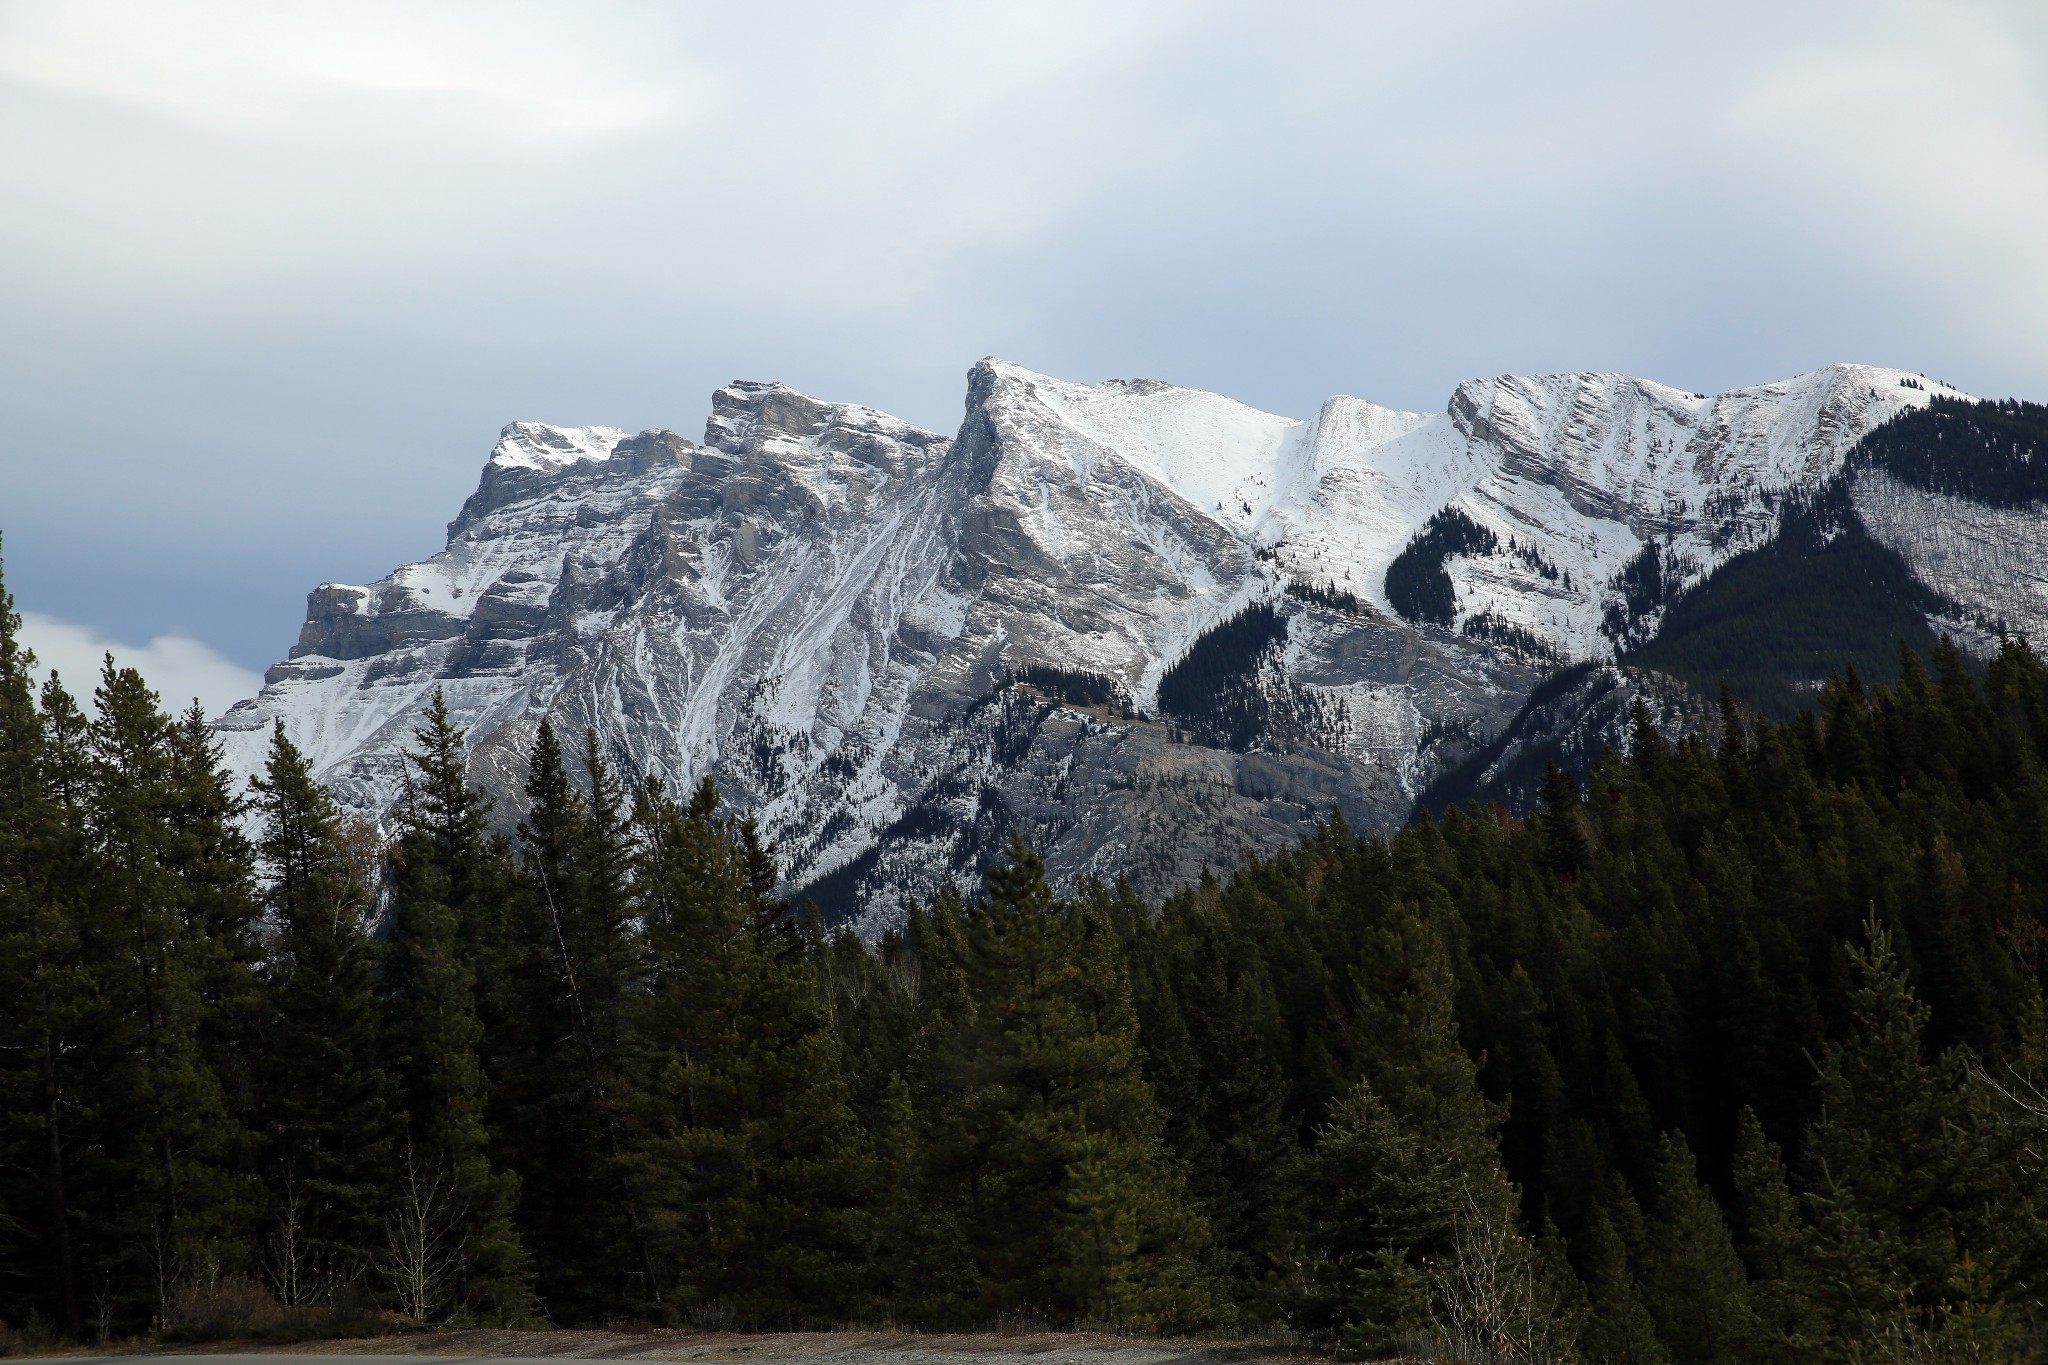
[1424,1183,1576,1365]
[1981,1063,2048,1167]
[378,1142,464,1322]
[263,1173,311,1308]
[1845,1287,2026,1365]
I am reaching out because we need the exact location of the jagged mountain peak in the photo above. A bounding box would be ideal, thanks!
[216,357,2032,932]
[970,357,1308,552]
[489,420,633,473]
[1449,363,1963,506]
[706,379,947,457]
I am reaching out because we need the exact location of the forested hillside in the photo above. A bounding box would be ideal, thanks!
[1620,487,1946,718]
[1852,395,2048,506]
[4,537,2047,1362]
[1624,394,2048,718]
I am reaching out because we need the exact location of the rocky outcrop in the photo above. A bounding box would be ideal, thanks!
[213,357,2021,932]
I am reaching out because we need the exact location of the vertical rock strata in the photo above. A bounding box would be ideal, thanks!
[215,359,2016,932]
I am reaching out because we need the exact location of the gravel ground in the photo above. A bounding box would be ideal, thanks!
[13,1327,1331,1365]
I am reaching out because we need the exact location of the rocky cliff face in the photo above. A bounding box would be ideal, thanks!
[214,358,2027,932]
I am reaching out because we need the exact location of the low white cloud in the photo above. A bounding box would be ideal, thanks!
[0,2,682,139]
[3,0,2047,676]
[18,612,262,722]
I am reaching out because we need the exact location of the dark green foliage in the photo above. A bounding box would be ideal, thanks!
[1602,539,1695,651]
[248,722,395,1299]
[81,658,257,1328]
[385,691,533,1322]
[0,563,262,1339]
[1283,578,1367,616]
[1852,394,2048,506]
[1154,601,1287,750]
[1625,489,1946,717]
[1536,763,1590,880]
[8,488,2048,1353]
[1123,637,2048,1356]
[1727,1108,1815,1359]
[1796,919,2047,1358]
[1634,1132,1762,1365]
[1385,505,1498,625]
[0,545,88,1338]
[499,724,655,1318]
[1012,665,1131,714]
[629,775,870,1326]
[1294,907,1516,1352]
[911,839,1210,1327]
[1575,1192,1670,1365]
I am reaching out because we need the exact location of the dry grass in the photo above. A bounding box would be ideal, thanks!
[42,1323,1341,1364]
[159,1274,397,1346]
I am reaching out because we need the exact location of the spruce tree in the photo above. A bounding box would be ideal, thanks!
[248,721,395,1299]
[1628,696,1668,782]
[868,1070,973,1324]
[1799,919,2047,1358]
[1122,884,1300,1319]
[1295,908,1519,1353]
[84,658,246,1328]
[0,549,86,1337]
[503,722,653,1319]
[1635,1131,1763,1365]
[1729,1107,1816,1362]
[629,775,869,1325]
[926,836,1208,1328]
[1575,1192,1670,1365]
[1539,763,1591,880]
[385,692,532,1322]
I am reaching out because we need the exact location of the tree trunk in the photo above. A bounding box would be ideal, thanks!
[41,1029,82,1339]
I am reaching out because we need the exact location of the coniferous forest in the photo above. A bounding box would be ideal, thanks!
[5,544,2048,1364]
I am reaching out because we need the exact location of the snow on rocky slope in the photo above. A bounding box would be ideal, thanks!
[214,358,2005,930]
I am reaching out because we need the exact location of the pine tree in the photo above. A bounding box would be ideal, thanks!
[1295,908,1519,1353]
[248,721,395,1299]
[385,693,532,1322]
[1635,1131,1762,1365]
[83,658,247,1328]
[503,722,653,1319]
[930,835,1208,1327]
[0,547,86,1337]
[630,775,869,1325]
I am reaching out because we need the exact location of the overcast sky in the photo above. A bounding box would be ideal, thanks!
[4,0,2046,716]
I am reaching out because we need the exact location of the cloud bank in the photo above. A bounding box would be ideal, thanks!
[18,612,264,723]
[1,0,2044,685]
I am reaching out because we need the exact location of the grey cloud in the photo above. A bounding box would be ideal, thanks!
[1,0,2044,671]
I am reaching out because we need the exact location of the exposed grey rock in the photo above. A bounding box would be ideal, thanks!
[213,358,2034,932]
[1416,663,1716,817]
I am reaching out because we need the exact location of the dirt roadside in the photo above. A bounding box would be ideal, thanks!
[18,1327,1331,1365]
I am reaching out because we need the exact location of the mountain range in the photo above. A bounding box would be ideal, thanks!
[211,358,2047,932]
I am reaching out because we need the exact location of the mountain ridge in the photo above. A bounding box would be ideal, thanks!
[214,356,2028,930]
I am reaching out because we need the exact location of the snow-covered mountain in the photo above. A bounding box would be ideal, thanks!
[214,358,2025,931]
